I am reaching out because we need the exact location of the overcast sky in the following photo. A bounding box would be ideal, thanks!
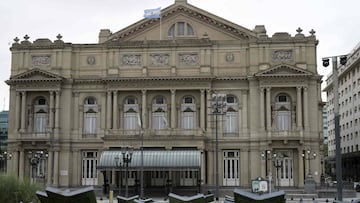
[1,0,359,110]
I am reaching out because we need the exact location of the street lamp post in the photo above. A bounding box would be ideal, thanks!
[122,146,133,197]
[28,150,48,184]
[137,113,144,199]
[0,151,12,172]
[323,55,347,201]
[261,150,274,193]
[261,150,283,192]
[302,150,317,177]
[211,93,227,201]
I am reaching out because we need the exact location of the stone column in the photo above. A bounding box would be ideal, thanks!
[49,91,55,129]
[113,91,118,129]
[266,87,271,131]
[296,87,302,129]
[298,149,304,187]
[206,90,212,132]
[259,88,265,130]
[207,150,214,184]
[53,150,59,186]
[15,92,21,131]
[19,150,25,180]
[303,87,309,130]
[171,89,176,129]
[142,90,147,129]
[73,92,79,130]
[11,151,19,176]
[47,150,53,185]
[55,91,60,130]
[101,93,106,130]
[106,91,112,129]
[200,89,205,130]
[242,90,248,131]
[240,150,249,186]
[72,150,80,186]
[20,91,26,131]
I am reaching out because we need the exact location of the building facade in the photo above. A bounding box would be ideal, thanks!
[0,111,9,172]
[6,0,322,193]
[324,42,360,182]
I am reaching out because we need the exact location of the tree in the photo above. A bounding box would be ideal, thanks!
[0,173,42,203]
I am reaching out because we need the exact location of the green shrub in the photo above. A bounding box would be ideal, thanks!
[0,173,43,203]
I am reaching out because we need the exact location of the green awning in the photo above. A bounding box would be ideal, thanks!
[98,150,200,171]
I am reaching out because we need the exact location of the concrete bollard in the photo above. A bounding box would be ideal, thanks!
[109,190,113,203]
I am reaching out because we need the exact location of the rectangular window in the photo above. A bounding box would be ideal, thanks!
[84,113,96,134]
[34,114,47,133]
[182,112,195,129]
[153,113,167,129]
[224,112,237,133]
[124,113,137,130]
[276,111,290,131]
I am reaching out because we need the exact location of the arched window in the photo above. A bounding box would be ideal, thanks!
[181,96,196,129]
[152,96,167,129]
[33,97,48,133]
[168,22,194,38]
[224,95,238,133]
[275,94,291,131]
[83,97,98,134]
[124,96,139,130]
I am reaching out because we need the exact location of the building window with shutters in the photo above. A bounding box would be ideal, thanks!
[83,97,98,134]
[181,96,196,129]
[124,96,139,130]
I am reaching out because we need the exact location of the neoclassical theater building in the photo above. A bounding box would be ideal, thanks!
[6,0,323,193]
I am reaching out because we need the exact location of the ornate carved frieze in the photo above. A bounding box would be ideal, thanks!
[259,78,305,87]
[106,80,210,89]
[122,54,142,65]
[149,54,169,66]
[272,50,293,62]
[15,83,61,91]
[32,55,51,67]
[179,53,198,66]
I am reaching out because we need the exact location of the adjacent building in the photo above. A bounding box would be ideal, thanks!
[0,110,9,171]
[6,0,323,193]
[324,42,360,182]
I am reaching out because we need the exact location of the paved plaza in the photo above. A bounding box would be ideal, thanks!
[96,193,360,203]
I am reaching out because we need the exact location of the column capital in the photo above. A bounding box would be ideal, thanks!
[200,89,205,94]
[73,92,80,97]
[170,89,176,94]
[141,89,147,94]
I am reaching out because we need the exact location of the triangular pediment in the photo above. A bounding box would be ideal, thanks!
[6,68,63,84]
[104,1,257,43]
[255,64,313,78]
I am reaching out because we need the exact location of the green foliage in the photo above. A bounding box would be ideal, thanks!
[0,173,43,203]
